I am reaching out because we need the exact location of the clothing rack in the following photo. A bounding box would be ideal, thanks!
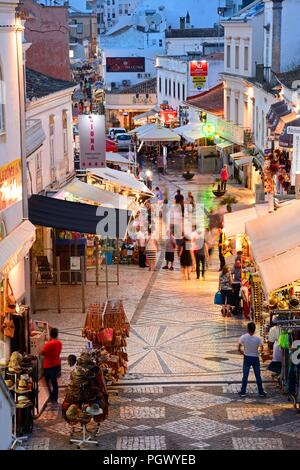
[274,323,300,413]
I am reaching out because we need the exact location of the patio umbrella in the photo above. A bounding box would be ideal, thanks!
[128,124,155,136]
[137,126,180,142]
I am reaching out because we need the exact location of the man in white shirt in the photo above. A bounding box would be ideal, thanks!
[238,322,267,398]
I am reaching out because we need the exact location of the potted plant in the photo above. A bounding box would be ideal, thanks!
[182,162,194,180]
[212,177,226,197]
[220,195,238,213]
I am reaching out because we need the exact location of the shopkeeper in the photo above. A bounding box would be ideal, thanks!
[41,328,62,404]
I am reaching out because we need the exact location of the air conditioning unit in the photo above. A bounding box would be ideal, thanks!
[111,82,117,88]
[122,80,130,86]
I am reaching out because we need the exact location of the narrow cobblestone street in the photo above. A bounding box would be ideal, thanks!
[26,173,300,450]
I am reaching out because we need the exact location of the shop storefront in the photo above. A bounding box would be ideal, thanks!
[245,201,300,404]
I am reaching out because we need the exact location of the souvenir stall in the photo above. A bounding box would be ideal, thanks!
[62,351,109,449]
[82,300,130,384]
[245,201,300,410]
[221,205,269,318]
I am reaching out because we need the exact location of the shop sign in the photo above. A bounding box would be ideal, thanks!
[70,256,81,271]
[78,114,106,169]
[189,61,208,77]
[160,110,177,125]
[189,61,208,91]
[0,159,22,212]
[291,133,300,185]
[203,122,216,137]
[106,57,145,73]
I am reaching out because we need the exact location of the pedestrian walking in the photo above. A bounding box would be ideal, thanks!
[136,226,147,268]
[174,189,185,216]
[192,229,208,280]
[238,322,267,398]
[179,236,192,280]
[218,265,233,317]
[220,164,229,191]
[187,191,195,212]
[162,231,176,271]
[41,327,62,404]
[145,229,159,271]
[205,228,215,266]
[218,229,226,271]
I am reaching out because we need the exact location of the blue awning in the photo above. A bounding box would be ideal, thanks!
[28,195,131,239]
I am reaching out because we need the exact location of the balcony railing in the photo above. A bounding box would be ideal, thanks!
[25,119,46,158]
[216,119,252,146]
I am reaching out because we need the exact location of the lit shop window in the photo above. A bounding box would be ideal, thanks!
[0,63,5,133]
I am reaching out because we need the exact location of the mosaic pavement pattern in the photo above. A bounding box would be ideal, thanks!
[28,173,299,450]
[25,384,300,450]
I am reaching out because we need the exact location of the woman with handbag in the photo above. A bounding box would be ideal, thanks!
[218,265,233,317]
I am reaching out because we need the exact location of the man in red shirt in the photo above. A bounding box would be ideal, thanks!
[41,328,62,403]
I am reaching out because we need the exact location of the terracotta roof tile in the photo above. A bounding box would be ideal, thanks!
[26,68,76,100]
[186,83,224,116]
[107,78,157,95]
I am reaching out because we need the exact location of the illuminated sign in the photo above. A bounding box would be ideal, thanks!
[189,61,208,77]
[160,110,177,125]
[203,122,216,137]
[106,57,145,73]
[0,159,22,212]
[78,114,106,168]
[189,61,208,90]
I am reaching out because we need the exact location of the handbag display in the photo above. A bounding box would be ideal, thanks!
[3,317,15,338]
[214,291,222,305]
[6,279,16,313]
[97,328,113,345]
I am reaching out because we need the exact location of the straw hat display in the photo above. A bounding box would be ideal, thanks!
[268,295,280,308]
[5,379,14,390]
[289,297,300,309]
[277,299,289,310]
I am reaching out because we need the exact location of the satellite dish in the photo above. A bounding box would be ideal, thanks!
[145,15,155,26]
[152,13,162,25]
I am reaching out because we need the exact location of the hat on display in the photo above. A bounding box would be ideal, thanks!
[269,295,279,308]
[5,379,14,390]
[17,395,30,403]
[278,299,289,310]
[66,404,80,421]
[86,403,103,416]
[289,297,300,309]
[77,412,92,425]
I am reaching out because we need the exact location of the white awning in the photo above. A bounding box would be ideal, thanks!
[133,108,160,123]
[137,126,180,142]
[128,124,155,136]
[258,247,300,295]
[245,199,300,294]
[234,156,253,166]
[173,123,203,142]
[216,140,233,150]
[224,204,269,237]
[231,151,247,159]
[0,220,36,279]
[58,178,133,210]
[87,167,153,195]
[106,152,130,165]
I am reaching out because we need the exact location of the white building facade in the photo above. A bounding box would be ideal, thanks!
[0,0,36,363]
[156,54,224,114]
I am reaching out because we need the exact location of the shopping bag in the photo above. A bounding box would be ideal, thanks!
[214,292,222,305]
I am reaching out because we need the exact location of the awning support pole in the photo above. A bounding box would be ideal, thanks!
[31,255,36,315]
[95,239,99,286]
[56,257,61,314]
[105,246,109,300]
[117,238,120,286]
[81,256,86,314]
